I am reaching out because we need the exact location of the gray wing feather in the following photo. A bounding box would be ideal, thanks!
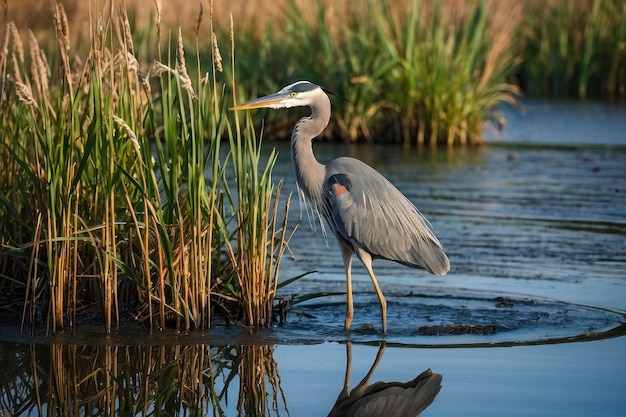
[324,157,449,276]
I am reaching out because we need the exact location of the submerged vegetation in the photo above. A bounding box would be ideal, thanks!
[0,0,624,334]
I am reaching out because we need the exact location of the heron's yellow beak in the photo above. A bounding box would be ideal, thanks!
[229,92,288,111]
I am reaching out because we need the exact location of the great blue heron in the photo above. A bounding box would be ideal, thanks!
[231,81,450,332]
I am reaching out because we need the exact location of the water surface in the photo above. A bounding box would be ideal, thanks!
[1,100,625,416]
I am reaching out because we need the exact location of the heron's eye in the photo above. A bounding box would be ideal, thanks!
[290,92,297,98]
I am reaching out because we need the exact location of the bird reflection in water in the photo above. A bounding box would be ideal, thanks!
[328,342,442,417]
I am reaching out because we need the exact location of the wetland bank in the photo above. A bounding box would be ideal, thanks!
[1,0,626,415]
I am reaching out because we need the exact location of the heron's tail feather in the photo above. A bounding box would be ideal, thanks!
[404,238,450,276]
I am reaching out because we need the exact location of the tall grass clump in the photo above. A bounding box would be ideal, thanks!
[7,0,625,146]
[223,120,295,327]
[281,0,403,143]
[519,0,626,99]
[226,0,522,146]
[378,0,522,146]
[0,3,295,333]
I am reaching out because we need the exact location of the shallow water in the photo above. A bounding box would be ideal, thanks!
[1,100,625,416]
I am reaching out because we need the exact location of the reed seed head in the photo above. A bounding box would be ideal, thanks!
[176,27,196,99]
[113,114,142,157]
[212,32,223,73]
[15,81,38,108]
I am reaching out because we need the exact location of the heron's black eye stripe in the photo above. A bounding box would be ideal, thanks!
[290,81,318,93]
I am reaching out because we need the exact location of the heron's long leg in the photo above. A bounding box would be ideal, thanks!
[341,341,353,399]
[356,248,387,333]
[351,342,385,397]
[340,245,354,331]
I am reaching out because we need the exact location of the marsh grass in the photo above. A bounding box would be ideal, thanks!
[519,0,626,99]
[228,0,523,146]
[224,0,624,144]
[221,125,296,327]
[396,0,522,146]
[0,2,295,333]
[6,1,623,151]
[1,0,623,333]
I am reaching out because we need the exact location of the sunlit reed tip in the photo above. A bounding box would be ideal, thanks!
[53,3,71,88]
[54,3,70,56]
[8,22,24,65]
[113,114,142,157]
[28,31,42,99]
[176,27,197,99]
[196,3,203,38]
[142,72,152,95]
[153,0,162,42]
[1,23,11,69]
[212,32,223,72]
[121,10,135,54]
[150,61,174,77]
[126,51,138,74]
[15,81,38,109]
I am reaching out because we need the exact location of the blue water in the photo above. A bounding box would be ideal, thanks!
[270,99,626,416]
[1,100,625,416]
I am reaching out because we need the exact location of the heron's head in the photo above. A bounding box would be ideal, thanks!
[230,81,324,111]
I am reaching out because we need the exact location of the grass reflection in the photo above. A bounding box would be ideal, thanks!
[0,343,287,417]
[234,345,287,416]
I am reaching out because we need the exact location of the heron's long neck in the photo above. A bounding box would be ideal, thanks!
[291,101,330,209]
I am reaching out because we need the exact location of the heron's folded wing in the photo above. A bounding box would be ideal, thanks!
[325,158,449,276]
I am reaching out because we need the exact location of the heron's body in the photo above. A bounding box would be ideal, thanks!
[231,81,450,332]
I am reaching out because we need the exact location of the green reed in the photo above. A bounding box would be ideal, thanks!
[381,0,522,146]
[519,0,625,99]
[227,91,296,328]
[227,0,522,146]
[8,0,625,144]
[223,0,624,145]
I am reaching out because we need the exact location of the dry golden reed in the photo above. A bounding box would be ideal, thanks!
[28,29,50,101]
[153,0,162,43]
[8,22,24,65]
[52,2,71,89]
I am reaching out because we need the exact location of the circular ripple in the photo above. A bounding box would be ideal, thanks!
[280,291,626,346]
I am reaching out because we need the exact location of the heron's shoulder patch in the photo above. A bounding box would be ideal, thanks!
[327,173,352,190]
